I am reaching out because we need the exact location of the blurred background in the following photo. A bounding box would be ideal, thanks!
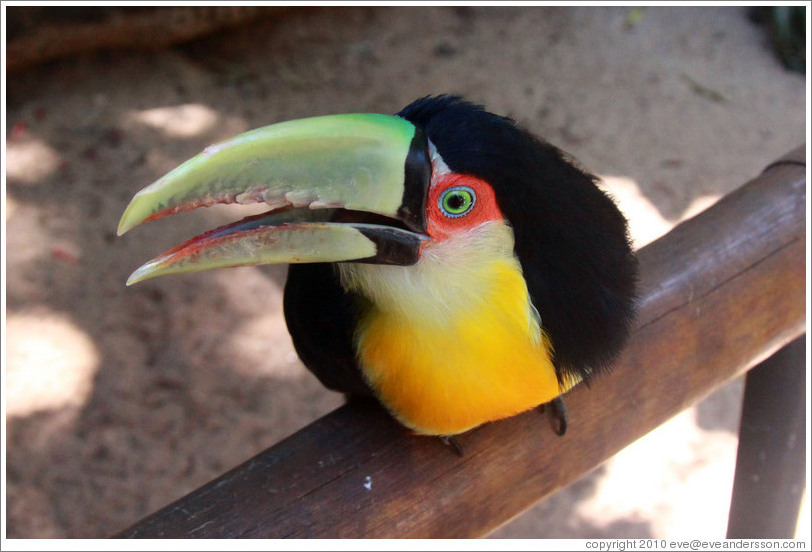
[4,5,807,539]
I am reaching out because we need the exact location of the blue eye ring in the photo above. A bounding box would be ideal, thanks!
[439,186,476,218]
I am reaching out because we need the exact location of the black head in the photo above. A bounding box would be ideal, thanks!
[397,95,638,383]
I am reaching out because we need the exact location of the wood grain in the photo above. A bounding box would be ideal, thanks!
[117,145,806,538]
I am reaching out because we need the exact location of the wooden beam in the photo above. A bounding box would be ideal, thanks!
[116,145,806,539]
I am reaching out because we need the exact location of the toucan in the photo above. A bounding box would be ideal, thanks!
[118,95,638,439]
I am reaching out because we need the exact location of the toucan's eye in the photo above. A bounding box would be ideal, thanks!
[439,186,476,218]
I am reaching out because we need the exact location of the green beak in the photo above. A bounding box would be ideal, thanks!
[118,113,431,285]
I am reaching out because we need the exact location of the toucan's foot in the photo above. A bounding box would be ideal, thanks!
[440,435,464,456]
[539,396,568,436]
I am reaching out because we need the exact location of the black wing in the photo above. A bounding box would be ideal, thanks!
[283,263,373,397]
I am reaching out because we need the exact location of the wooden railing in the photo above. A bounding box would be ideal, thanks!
[116,145,806,539]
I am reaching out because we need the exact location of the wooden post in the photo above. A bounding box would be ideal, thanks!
[116,146,806,538]
[727,335,807,538]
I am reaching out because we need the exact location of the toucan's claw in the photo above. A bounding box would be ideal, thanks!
[539,396,568,436]
[440,436,465,457]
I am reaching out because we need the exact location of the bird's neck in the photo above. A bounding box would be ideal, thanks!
[338,222,563,436]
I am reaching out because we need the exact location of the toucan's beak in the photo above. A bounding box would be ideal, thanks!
[118,113,431,285]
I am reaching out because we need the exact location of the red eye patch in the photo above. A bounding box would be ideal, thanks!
[426,174,504,242]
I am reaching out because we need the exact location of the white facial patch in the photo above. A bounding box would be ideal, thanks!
[428,139,452,182]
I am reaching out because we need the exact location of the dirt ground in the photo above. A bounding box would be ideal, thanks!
[5,6,807,540]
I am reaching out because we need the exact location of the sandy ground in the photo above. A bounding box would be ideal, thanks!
[4,6,807,540]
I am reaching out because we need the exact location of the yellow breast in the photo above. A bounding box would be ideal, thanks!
[339,222,568,436]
